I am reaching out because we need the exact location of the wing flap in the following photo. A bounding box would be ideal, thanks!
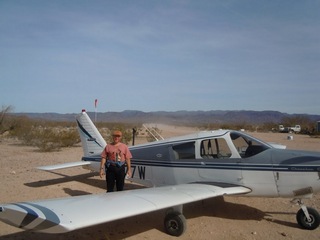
[0,183,251,233]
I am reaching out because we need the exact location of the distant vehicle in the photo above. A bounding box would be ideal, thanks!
[279,125,301,133]
[279,125,285,132]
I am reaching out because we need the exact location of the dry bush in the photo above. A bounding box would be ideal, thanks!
[0,105,14,134]
[27,127,80,152]
[8,116,138,151]
[8,117,80,152]
[95,122,140,145]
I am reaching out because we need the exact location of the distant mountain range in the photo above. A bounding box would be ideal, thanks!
[13,110,320,125]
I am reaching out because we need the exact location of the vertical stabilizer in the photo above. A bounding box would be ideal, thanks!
[76,110,106,157]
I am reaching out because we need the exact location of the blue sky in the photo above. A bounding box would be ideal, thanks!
[1,1,319,114]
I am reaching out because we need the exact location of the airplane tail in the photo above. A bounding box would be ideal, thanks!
[37,110,106,171]
[76,109,106,157]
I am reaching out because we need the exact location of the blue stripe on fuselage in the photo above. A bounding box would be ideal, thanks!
[81,156,320,172]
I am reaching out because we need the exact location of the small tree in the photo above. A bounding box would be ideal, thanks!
[0,105,13,134]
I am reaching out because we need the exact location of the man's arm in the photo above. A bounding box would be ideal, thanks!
[126,157,131,177]
[100,157,106,178]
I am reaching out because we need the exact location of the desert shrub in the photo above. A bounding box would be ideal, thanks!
[59,128,80,147]
[8,116,34,141]
[8,115,139,151]
[102,125,132,145]
[8,117,80,151]
[31,128,61,152]
[95,122,140,145]
[32,127,80,152]
[0,106,14,134]
[12,126,80,152]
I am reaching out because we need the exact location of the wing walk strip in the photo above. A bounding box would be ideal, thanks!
[0,183,251,234]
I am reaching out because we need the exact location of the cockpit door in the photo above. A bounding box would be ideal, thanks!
[230,131,278,196]
[198,137,243,185]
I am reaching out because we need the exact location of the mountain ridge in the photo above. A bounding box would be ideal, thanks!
[13,110,320,126]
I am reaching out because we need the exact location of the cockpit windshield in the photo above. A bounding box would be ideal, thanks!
[230,131,271,158]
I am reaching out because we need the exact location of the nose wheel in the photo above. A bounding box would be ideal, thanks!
[295,199,320,230]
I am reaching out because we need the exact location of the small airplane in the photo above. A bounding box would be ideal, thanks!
[1,109,320,237]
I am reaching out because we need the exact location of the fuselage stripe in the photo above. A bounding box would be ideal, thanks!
[82,157,320,172]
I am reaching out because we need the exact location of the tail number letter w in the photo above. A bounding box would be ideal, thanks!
[138,166,146,180]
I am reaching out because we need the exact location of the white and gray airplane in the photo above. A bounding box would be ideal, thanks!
[1,110,320,236]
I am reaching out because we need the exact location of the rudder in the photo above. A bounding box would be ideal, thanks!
[76,110,106,157]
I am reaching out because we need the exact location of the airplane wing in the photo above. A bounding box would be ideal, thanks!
[0,183,250,234]
[37,161,91,171]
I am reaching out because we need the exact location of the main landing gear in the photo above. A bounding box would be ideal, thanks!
[294,199,320,230]
[164,206,187,237]
[162,200,320,236]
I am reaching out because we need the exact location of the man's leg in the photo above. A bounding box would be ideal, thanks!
[106,166,116,192]
[115,165,126,191]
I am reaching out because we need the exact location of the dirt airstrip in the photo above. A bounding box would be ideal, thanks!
[0,125,319,240]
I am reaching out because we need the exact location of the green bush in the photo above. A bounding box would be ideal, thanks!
[27,127,80,152]
[8,117,80,152]
[7,116,138,151]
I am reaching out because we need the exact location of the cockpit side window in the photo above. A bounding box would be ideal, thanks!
[172,142,195,160]
[230,132,269,158]
[200,138,232,159]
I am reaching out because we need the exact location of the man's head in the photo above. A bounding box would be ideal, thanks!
[112,130,122,143]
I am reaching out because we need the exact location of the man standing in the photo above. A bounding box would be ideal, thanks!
[100,130,132,192]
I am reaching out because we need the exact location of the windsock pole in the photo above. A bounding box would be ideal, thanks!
[94,99,98,122]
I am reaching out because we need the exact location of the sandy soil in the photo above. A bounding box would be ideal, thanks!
[0,127,320,240]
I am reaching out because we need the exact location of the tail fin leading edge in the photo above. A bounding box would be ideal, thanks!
[76,110,106,157]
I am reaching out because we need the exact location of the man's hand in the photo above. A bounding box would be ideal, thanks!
[127,170,132,178]
[99,168,105,178]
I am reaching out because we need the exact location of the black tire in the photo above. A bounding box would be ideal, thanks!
[296,207,320,230]
[164,211,187,236]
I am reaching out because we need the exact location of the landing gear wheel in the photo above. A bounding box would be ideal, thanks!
[296,207,320,230]
[164,211,186,236]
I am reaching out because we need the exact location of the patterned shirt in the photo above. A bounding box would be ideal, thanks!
[101,143,132,162]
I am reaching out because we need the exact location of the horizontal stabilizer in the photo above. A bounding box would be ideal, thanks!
[37,161,91,171]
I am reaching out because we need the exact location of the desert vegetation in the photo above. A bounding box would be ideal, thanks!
[1,105,319,151]
[4,115,80,152]
[0,106,138,151]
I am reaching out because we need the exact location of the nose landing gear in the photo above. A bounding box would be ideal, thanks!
[294,199,320,230]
